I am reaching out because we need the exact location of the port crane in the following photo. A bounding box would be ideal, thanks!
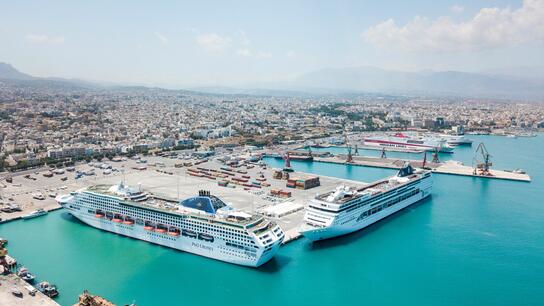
[473,142,493,176]
[432,148,440,164]
[344,133,353,163]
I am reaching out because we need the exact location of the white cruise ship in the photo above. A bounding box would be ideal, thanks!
[437,134,473,146]
[299,164,432,242]
[56,183,284,267]
[364,133,454,153]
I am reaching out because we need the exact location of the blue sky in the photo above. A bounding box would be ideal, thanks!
[1,0,543,87]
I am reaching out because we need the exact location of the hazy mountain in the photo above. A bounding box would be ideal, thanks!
[481,66,544,81]
[1,62,543,100]
[0,62,35,80]
[281,66,544,100]
[188,86,315,97]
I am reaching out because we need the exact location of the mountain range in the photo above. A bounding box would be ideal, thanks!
[1,62,543,100]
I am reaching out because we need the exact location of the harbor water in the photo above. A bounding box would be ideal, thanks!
[1,135,544,306]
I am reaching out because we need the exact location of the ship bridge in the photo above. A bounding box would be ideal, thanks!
[179,191,228,214]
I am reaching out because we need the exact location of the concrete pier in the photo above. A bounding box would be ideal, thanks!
[0,274,60,306]
[283,228,302,244]
[315,155,531,182]
[434,161,531,182]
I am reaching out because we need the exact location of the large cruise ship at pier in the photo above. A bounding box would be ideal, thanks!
[364,133,454,152]
[56,183,284,267]
[299,164,432,242]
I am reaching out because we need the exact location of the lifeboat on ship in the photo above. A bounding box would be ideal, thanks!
[112,214,123,223]
[154,224,167,234]
[182,229,197,238]
[95,210,105,218]
[123,216,134,225]
[198,233,214,242]
[168,227,180,237]
[143,221,156,231]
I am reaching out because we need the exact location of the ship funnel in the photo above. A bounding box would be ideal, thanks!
[397,162,414,177]
[198,190,210,196]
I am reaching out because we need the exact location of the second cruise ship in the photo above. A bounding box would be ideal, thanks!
[56,183,284,267]
[299,164,432,242]
[364,133,454,152]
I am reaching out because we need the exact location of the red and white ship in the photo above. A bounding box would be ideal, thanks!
[364,133,454,153]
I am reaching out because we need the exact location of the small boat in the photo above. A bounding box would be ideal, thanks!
[182,229,197,238]
[155,225,167,234]
[0,237,7,247]
[17,267,36,283]
[168,228,181,236]
[22,209,48,220]
[37,281,59,298]
[198,233,214,242]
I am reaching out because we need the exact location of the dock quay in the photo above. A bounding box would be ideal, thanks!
[0,206,62,224]
[324,144,425,154]
[0,273,60,306]
[283,228,302,244]
[315,155,531,182]
[1,156,373,246]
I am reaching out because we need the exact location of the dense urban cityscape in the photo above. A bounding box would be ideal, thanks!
[1,80,542,172]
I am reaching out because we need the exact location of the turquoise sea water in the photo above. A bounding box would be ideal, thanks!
[1,135,544,306]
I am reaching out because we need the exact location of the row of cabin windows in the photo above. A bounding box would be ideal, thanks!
[314,185,418,215]
[79,196,256,247]
[337,180,421,212]
[357,189,420,221]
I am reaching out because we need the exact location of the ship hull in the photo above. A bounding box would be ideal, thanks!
[301,176,432,242]
[364,138,453,153]
[65,208,280,267]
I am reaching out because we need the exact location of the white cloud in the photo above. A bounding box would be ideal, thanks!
[253,51,272,59]
[236,48,272,59]
[450,5,464,13]
[285,50,296,58]
[154,32,169,45]
[25,34,65,44]
[237,48,252,57]
[196,33,232,52]
[362,0,544,52]
[234,31,271,59]
[195,30,270,58]
[238,30,251,46]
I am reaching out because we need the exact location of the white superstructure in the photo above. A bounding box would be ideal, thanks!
[299,164,432,242]
[364,133,454,152]
[438,134,473,146]
[56,184,284,267]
